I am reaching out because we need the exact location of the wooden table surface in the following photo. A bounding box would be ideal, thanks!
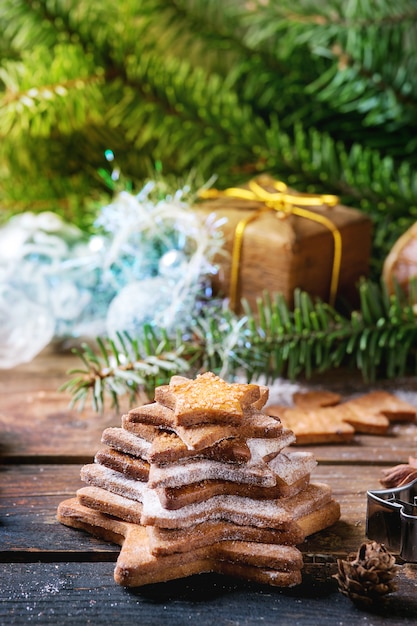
[1,348,417,625]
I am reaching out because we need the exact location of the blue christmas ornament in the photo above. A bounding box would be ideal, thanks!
[158,249,188,278]
[106,276,178,339]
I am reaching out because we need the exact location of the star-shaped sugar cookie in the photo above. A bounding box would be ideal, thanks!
[57,498,304,587]
[268,405,355,445]
[267,389,416,444]
[154,372,261,426]
[56,371,342,590]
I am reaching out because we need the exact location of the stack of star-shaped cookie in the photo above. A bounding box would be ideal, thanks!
[57,372,340,587]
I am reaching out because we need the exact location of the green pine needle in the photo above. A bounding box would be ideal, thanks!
[62,279,417,411]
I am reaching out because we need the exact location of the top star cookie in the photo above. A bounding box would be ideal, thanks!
[154,372,261,426]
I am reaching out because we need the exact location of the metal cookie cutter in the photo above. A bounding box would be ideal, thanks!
[366,477,417,562]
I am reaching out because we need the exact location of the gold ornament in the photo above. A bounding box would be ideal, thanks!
[383,222,417,293]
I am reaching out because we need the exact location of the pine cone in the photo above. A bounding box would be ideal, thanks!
[380,456,417,488]
[334,541,398,608]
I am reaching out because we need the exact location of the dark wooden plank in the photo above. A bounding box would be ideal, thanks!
[0,464,116,555]
[1,317,417,624]
[1,562,416,625]
[0,463,384,557]
[2,460,416,623]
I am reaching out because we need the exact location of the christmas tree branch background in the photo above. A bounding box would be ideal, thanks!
[61,281,417,410]
[2,0,417,275]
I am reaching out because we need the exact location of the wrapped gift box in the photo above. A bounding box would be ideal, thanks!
[197,176,372,312]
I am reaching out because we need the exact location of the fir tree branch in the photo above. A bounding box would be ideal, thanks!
[1,0,417,273]
[62,280,417,412]
[60,326,196,412]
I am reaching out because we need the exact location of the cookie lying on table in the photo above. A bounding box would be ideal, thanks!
[57,372,340,588]
[267,389,417,444]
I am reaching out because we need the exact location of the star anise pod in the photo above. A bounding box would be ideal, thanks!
[334,541,398,608]
[380,456,417,488]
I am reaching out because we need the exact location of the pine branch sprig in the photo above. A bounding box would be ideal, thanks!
[62,279,417,411]
[60,326,194,412]
[2,0,417,267]
[247,280,417,383]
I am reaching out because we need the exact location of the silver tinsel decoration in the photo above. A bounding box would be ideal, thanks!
[0,183,224,368]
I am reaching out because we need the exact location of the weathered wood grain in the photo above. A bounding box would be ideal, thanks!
[0,389,121,461]
[1,350,417,624]
[1,562,416,626]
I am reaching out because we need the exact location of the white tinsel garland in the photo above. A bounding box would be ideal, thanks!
[0,182,225,368]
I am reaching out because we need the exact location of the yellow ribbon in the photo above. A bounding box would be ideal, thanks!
[199,178,341,310]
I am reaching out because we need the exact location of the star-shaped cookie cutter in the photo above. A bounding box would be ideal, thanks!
[366,476,417,562]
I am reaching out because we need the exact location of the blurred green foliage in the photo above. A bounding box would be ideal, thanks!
[1,0,417,276]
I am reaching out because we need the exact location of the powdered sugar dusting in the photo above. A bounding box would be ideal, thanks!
[267,451,317,485]
[102,427,152,460]
[246,430,296,461]
[148,458,277,488]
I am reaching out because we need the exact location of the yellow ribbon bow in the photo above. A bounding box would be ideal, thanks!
[199,178,341,310]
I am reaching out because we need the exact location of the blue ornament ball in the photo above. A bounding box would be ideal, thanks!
[106,276,177,339]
